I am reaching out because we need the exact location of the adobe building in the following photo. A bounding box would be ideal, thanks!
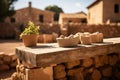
[5,2,54,25]
[59,11,87,26]
[87,0,120,24]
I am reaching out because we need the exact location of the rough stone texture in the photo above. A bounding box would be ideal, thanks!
[91,69,101,80]
[16,38,120,68]
[95,55,108,68]
[102,66,112,77]
[55,77,67,80]
[25,67,53,80]
[54,64,66,79]
[109,54,118,66]
[64,60,80,69]
[3,55,12,64]
[82,58,93,68]
[0,54,17,71]
[100,55,109,65]
[15,38,120,80]
[67,68,84,80]
[94,56,103,68]
[0,64,10,71]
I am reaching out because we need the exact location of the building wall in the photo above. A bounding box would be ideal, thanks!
[103,0,120,23]
[5,7,54,25]
[87,1,103,24]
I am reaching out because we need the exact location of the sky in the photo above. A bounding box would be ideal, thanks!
[14,0,95,13]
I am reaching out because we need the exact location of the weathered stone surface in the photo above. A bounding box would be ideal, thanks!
[102,66,112,77]
[82,58,93,67]
[10,61,17,68]
[54,64,66,79]
[11,55,17,61]
[95,55,108,68]
[0,64,10,71]
[55,77,67,80]
[65,60,80,69]
[0,52,4,58]
[3,55,12,64]
[100,55,108,65]
[16,38,120,68]
[94,56,103,68]
[91,69,101,80]
[0,59,3,64]
[67,68,84,80]
[109,55,118,66]
[115,72,120,80]
[26,67,53,80]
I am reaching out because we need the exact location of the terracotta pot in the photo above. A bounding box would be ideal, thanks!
[22,34,38,47]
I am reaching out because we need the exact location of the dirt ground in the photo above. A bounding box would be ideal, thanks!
[0,40,23,79]
[0,40,23,54]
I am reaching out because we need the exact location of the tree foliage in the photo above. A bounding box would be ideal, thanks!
[0,0,17,22]
[45,5,64,21]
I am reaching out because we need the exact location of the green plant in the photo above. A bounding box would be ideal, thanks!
[20,21,40,38]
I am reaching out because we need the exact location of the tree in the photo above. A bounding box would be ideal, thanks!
[45,5,64,21]
[0,0,17,22]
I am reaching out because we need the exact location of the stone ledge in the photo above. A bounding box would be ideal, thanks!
[16,38,120,68]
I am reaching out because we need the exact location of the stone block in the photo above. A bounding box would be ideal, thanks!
[55,77,67,80]
[65,60,80,69]
[25,66,53,80]
[10,61,17,68]
[82,58,93,67]
[43,34,53,43]
[0,59,3,64]
[54,64,66,79]
[67,68,84,80]
[37,34,44,43]
[100,55,108,65]
[109,55,118,66]
[94,56,103,68]
[3,55,12,64]
[0,64,10,71]
[102,66,112,77]
[91,69,101,80]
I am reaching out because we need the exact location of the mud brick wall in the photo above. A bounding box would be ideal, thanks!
[67,24,120,38]
[53,53,120,80]
[0,52,17,71]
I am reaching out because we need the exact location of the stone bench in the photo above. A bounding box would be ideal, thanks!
[15,38,120,80]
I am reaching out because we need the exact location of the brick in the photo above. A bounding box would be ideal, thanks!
[65,60,80,69]
[102,66,112,77]
[25,66,53,80]
[109,55,118,66]
[82,58,93,67]
[54,64,66,79]
[67,68,84,80]
[0,64,10,71]
[91,69,101,80]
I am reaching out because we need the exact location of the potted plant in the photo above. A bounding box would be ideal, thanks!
[20,21,40,47]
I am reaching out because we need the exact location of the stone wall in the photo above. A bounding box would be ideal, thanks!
[53,53,120,80]
[0,23,61,39]
[66,23,120,38]
[0,52,17,71]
